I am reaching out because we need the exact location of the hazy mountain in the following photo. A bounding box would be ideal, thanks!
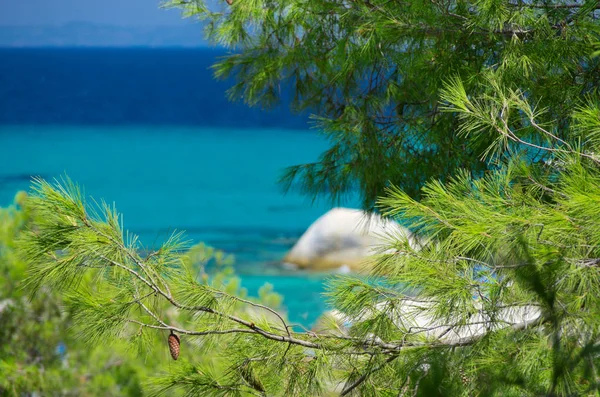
[0,22,210,47]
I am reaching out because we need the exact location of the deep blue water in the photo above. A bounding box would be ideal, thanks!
[0,48,355,326]
[0,47,309,127]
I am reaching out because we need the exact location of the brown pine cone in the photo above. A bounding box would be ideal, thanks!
[460,368,469,385]
[168,331,180,360]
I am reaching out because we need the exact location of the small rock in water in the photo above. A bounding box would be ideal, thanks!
[337,264,351,274]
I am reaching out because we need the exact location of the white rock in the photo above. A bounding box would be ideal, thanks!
[284,207,417,271]
[315,300,541,343]
[374,299,542,344]
[336,264,352,274]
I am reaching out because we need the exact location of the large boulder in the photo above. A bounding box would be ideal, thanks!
[283,207,416,271]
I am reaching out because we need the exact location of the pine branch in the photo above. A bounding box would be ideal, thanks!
[20,144,600,397]
[100,252,320,349]
[76,216,302,347]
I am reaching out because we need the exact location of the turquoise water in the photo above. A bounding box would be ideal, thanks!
[0,125,354,326]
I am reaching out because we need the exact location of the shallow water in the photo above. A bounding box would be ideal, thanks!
[0,125,357,325]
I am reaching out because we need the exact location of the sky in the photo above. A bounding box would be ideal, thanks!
[0,0,215,46]
[0,0,187,27]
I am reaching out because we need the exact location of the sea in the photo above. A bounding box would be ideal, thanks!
[0,47,358,326]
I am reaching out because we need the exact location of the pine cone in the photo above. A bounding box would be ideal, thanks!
[168,331,180,360]
[460,368,470,385]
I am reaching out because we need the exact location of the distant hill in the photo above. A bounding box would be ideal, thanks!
[0,22,210,47]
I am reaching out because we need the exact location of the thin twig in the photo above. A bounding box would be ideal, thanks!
[340,354,399,396]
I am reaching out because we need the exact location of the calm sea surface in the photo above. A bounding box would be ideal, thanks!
[0,48,357,326]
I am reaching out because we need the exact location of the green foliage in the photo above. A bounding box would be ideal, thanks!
[7,2,600,395]
[13,39,600,397]
[167,0,600,208]
[13,179,307,396]
[0,190,283,396]
[366,82,600,396]
[0,192,151,396]
[18,98,600,394]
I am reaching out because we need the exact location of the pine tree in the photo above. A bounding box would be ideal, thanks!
[1,192,271,395]
[166,0,600,208]
[14,1,600,395]
[0,193,150,396]
[18,80,600,394]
